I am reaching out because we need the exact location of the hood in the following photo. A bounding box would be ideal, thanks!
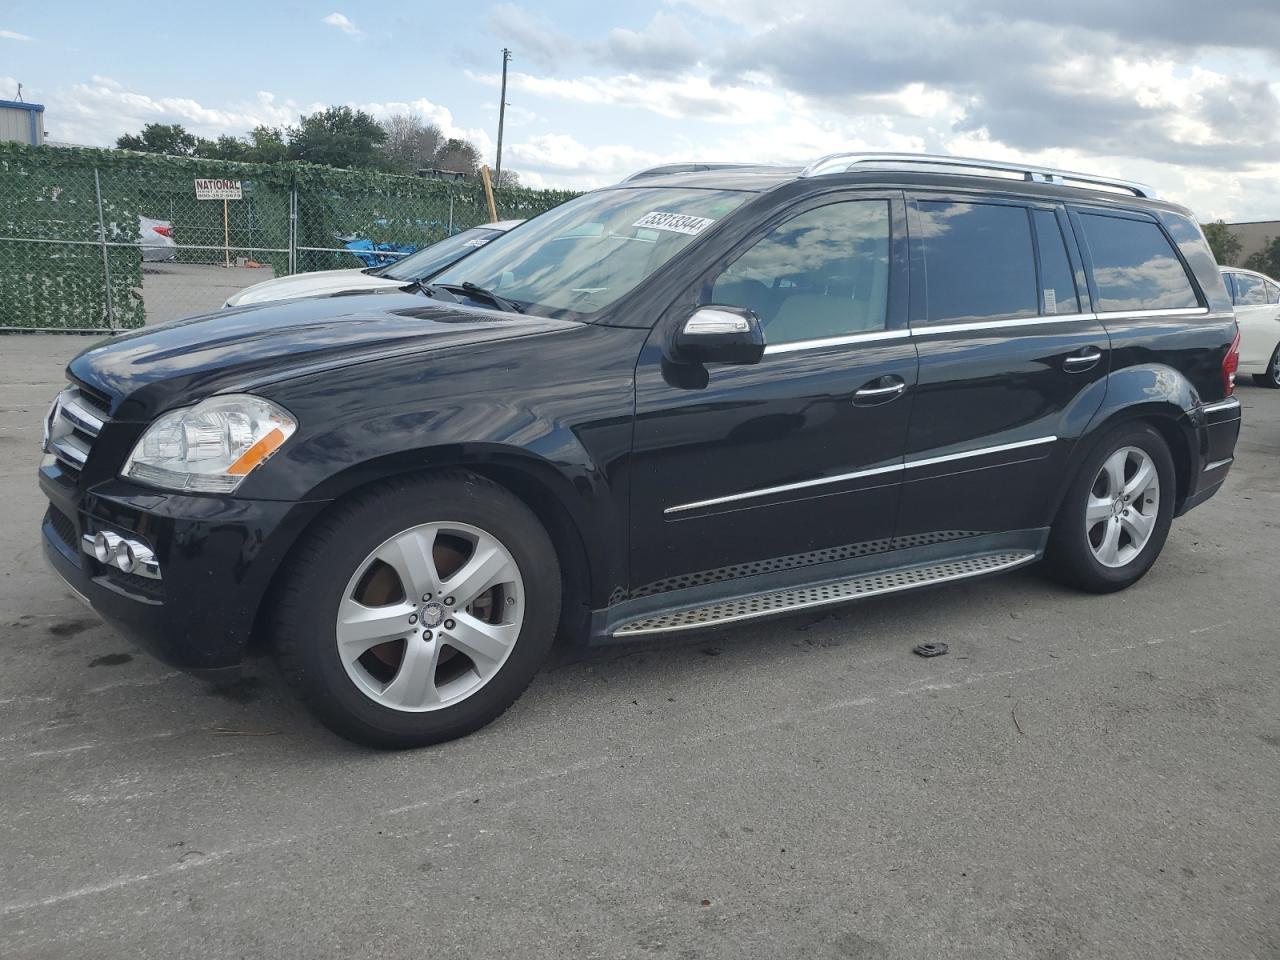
[69,293,579,421]
[223,269,403,307]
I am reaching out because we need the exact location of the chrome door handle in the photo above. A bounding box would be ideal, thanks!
[1063,349,1102,372]
[855,383,906,397]
[853,380,907,404]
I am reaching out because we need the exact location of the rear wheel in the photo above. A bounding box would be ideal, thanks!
[1252,343,1280,388]
[1044,423,1175,593]
[274,472,560,748]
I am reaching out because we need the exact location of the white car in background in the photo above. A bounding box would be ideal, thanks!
[1221,267,1280,388]
[223,220,523,308]
[139,216,177,262]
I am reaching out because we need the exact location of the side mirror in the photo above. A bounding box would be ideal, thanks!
[671,305,765,365]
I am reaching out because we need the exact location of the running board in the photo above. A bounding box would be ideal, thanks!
[609,550,1037,637]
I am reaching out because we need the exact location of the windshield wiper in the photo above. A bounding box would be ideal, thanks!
[412,281,524,314]
[453,281,525,314]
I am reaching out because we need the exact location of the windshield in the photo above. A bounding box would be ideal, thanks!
[376,226,505,282]
[429,187,750,319]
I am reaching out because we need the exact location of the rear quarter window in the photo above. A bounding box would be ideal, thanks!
[1079,213,1200,312]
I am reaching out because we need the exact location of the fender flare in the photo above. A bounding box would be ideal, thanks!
[1049,363,1201,519]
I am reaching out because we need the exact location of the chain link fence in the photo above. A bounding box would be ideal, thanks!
[0,142,578,332]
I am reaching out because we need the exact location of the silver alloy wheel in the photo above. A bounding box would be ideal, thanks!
[1085,445,1160,569]
[1271,345,1280,386]
[336,522,525,712]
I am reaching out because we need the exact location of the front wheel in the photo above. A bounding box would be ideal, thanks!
[1252,343,1280,388]
[1044,423,1175,593]
[274,472,561,748]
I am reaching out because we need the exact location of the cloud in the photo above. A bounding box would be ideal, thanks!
[19,75,314,147]
[485,4,573,71]
[600,12,703,74]
[470,68,792,124]
[0,29,31,41]
[321,13,361,37]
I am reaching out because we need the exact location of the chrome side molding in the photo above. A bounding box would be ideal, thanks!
[665,436,1057,515]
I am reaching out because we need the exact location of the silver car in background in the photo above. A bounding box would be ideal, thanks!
[223,220,523,308]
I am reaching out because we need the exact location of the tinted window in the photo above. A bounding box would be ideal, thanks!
[1033,209,1080,315]
[1079,214,1199,311]
[1234,273,1267,305]
[1268,281,1280,305]
[379,226,504,281]
[708,200,890,345]
[917,201,1037,323]
[1221,272,1236,302]
[430,187,749,319]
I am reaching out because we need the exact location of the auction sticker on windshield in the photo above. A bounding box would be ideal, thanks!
[632,211,716,236]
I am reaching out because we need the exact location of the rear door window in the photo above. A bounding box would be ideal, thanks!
[1267,281,1280,304]
[1234,274,1267,305]
[1078,213,1200,312]
[915,200,1038,323]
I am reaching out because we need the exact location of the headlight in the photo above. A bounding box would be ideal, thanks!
[122,394,297,493]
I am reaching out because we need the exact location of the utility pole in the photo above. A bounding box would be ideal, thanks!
[495,48,511,186]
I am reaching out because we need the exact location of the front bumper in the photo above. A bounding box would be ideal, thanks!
[40,472,326,677]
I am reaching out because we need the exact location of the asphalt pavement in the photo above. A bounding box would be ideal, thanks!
[1,333,1277,960]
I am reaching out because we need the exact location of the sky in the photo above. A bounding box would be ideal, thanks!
[3,0,1280,221]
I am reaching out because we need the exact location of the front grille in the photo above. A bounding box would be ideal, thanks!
[46,385,109,486]
[74,382,112,415]
[45,506,77,549]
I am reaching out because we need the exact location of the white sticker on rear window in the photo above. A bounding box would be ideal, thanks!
[631,211,715,236]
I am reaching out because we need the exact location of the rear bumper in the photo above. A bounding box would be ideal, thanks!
[40,473,326,676]
[1175,396,1242,517]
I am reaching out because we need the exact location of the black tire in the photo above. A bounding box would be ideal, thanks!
[273,471,560,748]
[1252,342,1280,388]
[1043,422,1176,594]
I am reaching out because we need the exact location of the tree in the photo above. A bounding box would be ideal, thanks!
[433,137,482,175]
[381,113,444,175]
[244,125,287,164]
[1201,220,1242,266]
[286,106,388,170]
[193,134,251,161]
[1244,236,1280,278]
[496,169,521,188]
[116,122,198,156]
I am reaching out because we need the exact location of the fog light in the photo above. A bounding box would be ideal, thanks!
[93,531,120,564]
[113,538,137,573]
[81,530,162,581]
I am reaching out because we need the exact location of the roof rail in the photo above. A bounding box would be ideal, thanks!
[799,152,1158,199]
[620,162,778,183]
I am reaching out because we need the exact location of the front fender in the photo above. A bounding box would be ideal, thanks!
[235,323,646,608]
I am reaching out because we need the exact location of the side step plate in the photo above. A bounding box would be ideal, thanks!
[610,550,1037,637]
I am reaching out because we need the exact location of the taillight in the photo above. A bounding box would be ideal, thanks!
[1222,327,1240,396]
[152,225,173,237]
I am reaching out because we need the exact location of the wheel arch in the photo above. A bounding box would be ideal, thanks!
[1051,363,1202,523]
[250,445,617,652]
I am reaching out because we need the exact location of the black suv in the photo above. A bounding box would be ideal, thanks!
[39,153,1242,747]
